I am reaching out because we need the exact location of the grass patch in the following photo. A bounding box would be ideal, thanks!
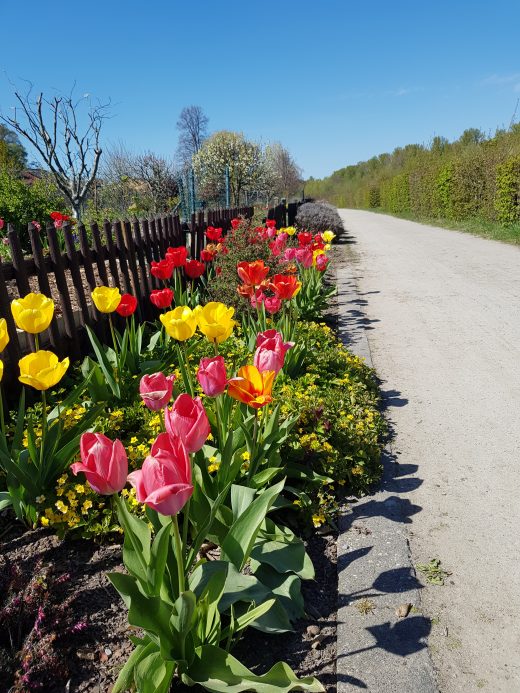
[367,208,520,245]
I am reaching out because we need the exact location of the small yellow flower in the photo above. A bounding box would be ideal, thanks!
[35,495,46,504]
[312,513,325,528]
[55,500,68,514]
[241,451,250,461]
[40,517,50,527]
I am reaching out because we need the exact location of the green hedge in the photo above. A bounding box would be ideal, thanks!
[306,126,520,228]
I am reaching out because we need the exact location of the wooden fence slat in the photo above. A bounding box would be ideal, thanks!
[123,220,142,303]
[29,224,61,350]
[63,222,90,327]
[103,221,121,289]
[132,219,150,298]
[78,224,97,293]
[47,224,80,359]
[7,224,31,297]
[141,218,159,290]
[91,222,109,285]
[156,216,166,257]
[114,221,133,295]
[0,256,22,367]
[149,218,160,261]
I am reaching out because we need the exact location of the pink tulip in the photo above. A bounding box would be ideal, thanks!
[264,296,282,314]
[127,432,192,515]
[295,247,313,268]
[197,356,228,397]
[254,329,294,375]
[165,393,210,453]
[72,433,128,495]
[140,372,176,411]
[250,288,266,309]
[283,247,297,261]
[316,254,329,272]
[0,218,4,230]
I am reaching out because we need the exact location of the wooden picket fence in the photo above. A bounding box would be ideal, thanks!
[0,206,253,376]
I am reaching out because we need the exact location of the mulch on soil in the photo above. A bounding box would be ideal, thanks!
[0,520,337,693]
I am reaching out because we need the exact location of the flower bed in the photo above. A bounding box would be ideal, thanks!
[0,214,384,692]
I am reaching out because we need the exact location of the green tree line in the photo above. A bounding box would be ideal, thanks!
[306,126,520,226]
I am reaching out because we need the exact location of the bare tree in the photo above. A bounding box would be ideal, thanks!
[264,143,302,200]
[100,144,177,215]
[1,85,110,219]
[175,105,208,168]
[133,152,177,212]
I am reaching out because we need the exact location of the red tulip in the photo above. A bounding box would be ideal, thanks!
[72,433,128,495]
[269,274,301,300]
[298,232,313,246]
[231,218,241,229]
[264,295,282,314]
[254,329,294,375]
[237,260,270,287]
[266,219,276,229]
[165,246,188,267]
[127,432,192,516]
[150,288,174,309]
[197,356,228,397]
[205,226,223,241]
[151,258,174,280]
[184,259,206,279]
[116,293,137,317]
[139,372,176,411]
[165,393,210,453]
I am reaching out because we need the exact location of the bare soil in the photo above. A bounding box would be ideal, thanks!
[0,519,337,693]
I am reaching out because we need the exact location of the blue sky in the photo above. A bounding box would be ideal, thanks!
[1,0,520,178]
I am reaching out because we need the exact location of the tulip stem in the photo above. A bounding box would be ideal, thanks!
[41,390,47,440]
[34,334,39,351]
[182,497,190,560]
[108,314,119,368]
[172,514,185,595]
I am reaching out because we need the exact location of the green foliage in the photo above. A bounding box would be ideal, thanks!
[0,170,67,250]
[495,155,520,223]
[306,123,520,233]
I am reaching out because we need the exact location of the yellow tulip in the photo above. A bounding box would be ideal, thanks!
[18,350,69,391]
[322,230,336,243]
[11,293,55,334]
[91,286,121,313]
[284,226,296,236]
[0,360,3,383]
[160,306,197,341]
[0,318,9,352]
[195,302,235,344]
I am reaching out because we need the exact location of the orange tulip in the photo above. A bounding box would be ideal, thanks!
[269,274,301,300]
[227,365,275,409]
[237,260,270,287]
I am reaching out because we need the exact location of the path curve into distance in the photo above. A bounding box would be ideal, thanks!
[338,210,520,692]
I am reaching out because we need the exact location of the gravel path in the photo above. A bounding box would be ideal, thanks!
[338,210,520,693]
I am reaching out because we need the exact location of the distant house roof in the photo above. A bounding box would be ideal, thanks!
[21,168,44,185]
